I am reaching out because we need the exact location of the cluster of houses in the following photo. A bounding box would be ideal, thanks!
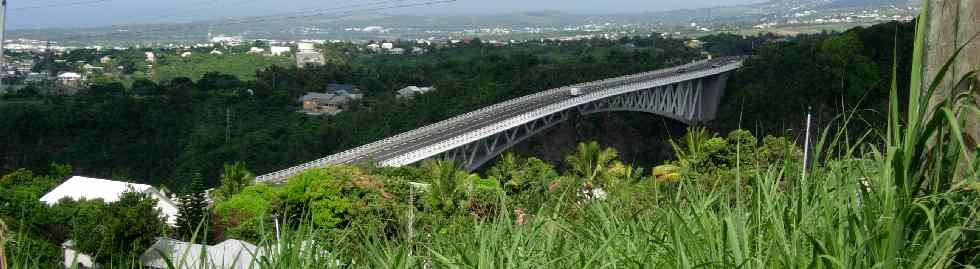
[247,46,292,56]
[297,84,364,115]
[296,84,436,116]
[365,42,428,55]
[39,176,266,269]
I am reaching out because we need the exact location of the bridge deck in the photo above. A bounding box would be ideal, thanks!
[257,57,744,183]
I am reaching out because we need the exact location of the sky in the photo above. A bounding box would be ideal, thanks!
[7,0,767,30]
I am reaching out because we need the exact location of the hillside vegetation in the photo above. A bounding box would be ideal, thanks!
[2,12,978,267]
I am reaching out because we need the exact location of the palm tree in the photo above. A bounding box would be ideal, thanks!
[488,153,522,193]
[564,142,622,188]
[422,160,479,214]
[669,127,713,162]
[212,161,255,202]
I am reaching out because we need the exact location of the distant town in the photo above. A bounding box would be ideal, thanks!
[0,1,916,96]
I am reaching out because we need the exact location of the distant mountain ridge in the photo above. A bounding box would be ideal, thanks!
[753,0,918,12]
[8,0,919,46]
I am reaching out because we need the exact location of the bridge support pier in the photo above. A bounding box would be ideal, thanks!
[696,73,730,123]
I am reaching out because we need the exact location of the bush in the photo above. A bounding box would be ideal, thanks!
[213,183,280,241]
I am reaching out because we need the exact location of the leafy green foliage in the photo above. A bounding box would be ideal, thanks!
[487,153,559,209]
[4,17,978,268]
[213,183,280,241]
[0,35,699,189]
[715,21,916,138]
[564,141,624,188]
[71,191,167,264]
[211,161,255,202]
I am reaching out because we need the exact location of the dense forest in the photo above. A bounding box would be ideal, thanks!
[1,36,702,188]
[3,17,979,267]
[0,21,914,189]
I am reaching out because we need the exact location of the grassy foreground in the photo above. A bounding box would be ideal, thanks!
[6,2,980,268]
[155,5,980,267]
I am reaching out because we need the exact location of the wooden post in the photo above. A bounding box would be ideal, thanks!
[0,219,7,269]
[923,0,980,145]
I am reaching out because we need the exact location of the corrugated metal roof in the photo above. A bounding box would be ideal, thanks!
[141,238,262,269]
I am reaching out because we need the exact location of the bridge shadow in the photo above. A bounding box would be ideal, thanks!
[469,111,689,173]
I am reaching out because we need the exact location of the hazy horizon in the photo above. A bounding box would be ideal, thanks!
[8,0,768,30]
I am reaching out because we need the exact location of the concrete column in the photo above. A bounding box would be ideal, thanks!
[697,72,730,123]
[923,0,979,145]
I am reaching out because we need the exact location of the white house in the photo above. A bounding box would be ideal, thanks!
[297,42,316,52]
[270,46,291,56]
[397,86,435,99]
[210,49,224,55]
[62,241,97,269]
[81,64,104,73]
[99,56,112,64]
[247,47,265,54]
[140,238,262,269]
[57,72,83,86]
[181,51,193,57]
[40,176,179,225]
[381,42,394,50]
[145,52,156,63]
[210,35,243,46]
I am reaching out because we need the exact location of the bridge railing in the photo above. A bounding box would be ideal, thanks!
[256,57,738,182]
[379,60,744,167]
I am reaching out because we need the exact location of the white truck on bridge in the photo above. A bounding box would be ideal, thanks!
[569,87,581,96]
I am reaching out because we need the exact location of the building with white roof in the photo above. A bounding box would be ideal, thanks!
[247,47,265,54]
[297,42,316,52]
[397,86,435,99]
[57,72,84,87]
[270,46,291,56]
[40,176,179,225]
[210,35,243,46]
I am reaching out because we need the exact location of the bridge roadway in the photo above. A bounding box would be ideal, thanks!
[257,56,743,183]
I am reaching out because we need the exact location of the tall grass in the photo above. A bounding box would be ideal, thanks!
[4,2,978,268]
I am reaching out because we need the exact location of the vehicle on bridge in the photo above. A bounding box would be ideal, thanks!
[255,57,745,183]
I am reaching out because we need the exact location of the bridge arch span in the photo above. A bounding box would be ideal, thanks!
[257,58,743,183]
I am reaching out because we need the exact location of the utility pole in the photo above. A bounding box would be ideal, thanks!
[802,106,812,182]
[225,108,231,144]
[0,0,7,91]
